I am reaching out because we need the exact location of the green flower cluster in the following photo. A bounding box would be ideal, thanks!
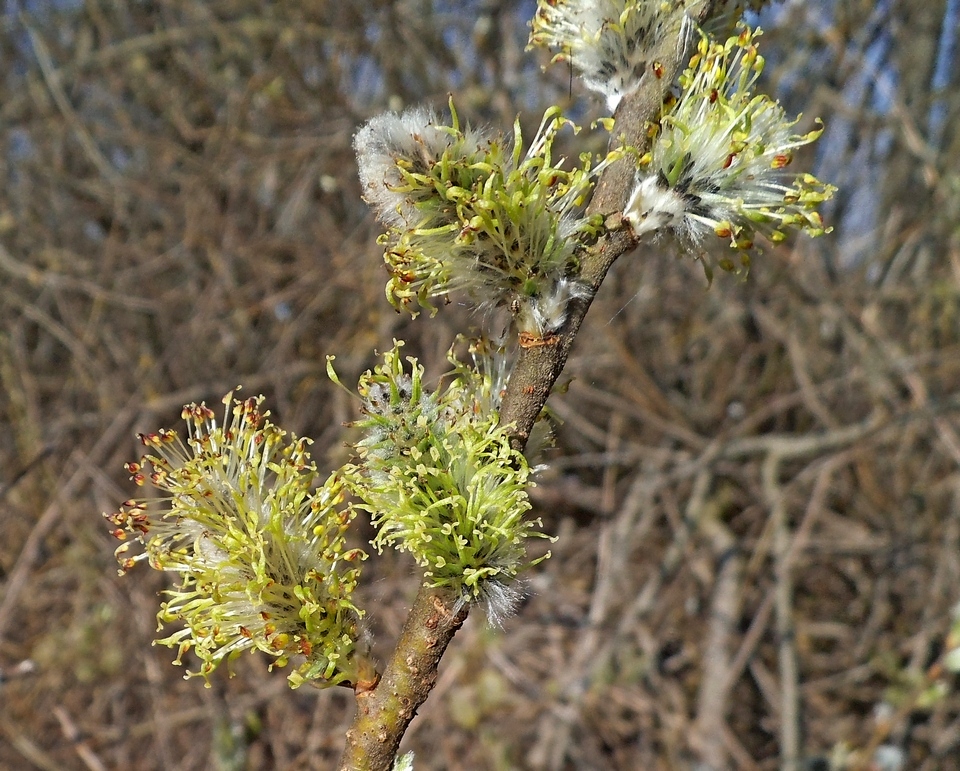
[330,342,551,623]
[354,100,614,336]
[105,394,371,689]
[624,25,835,275]
[528,0,688,110]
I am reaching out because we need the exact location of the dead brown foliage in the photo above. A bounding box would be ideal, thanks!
[1,2,960,770]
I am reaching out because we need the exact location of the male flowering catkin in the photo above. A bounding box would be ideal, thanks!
[528,0,689,110]
[527,0,776,111]
[623,25,835,275]
[329,341,552,625]
[354,101,612,336]
[105,394,372,689]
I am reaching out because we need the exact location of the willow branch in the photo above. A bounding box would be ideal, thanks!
[338,5,722,770]
[337,585,468,771]
[500,1,719,449]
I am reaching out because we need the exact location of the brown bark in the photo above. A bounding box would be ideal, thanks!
[338,585,469,770]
